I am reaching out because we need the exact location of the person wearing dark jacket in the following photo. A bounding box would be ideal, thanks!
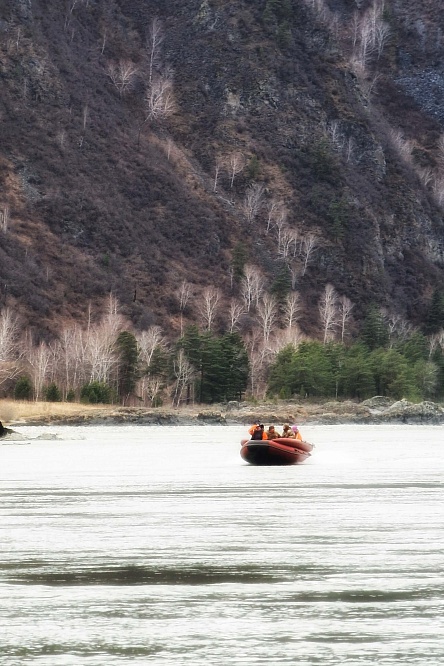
[249,424,266,440]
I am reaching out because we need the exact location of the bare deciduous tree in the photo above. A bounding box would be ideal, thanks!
[256,294,279,343]
[432,176,444,207]
[338,295,354,342]
[301,232,319,276]
[240,264,265,311]
[278,226,296,258]
[165,137,174,161]
[107,60,138,97]
[265,198,284,233]
[55,325,85,396]
[25,341,53,400]
[82,104,89,131]
[288,259,300,290]
[382,310,415,345]
[283,292,302,328]
[360,72,382,101]
[268,203,289,248]
[352,10,360,49]
[328,120,344,151]
[103,294,124,337]
[247,347,268,399]
[135,325,166,405]
[418,167,434,188]
[346,136,355,163]
[146,71,174,121]
[351,2,390,72]
[82,295,124,383]
[178,280,192,335]
[228,299,245,333]
[147,17,164,86]
[375,20,391,59]
[139,374,163,406]
[83,326,117,384]
[242,183,265,225]
[100,28,107,54]
[213,156,223,192]
[0,308,21,387]
[136,326,165,369]
[0,205,10,233]
[390,128,413,164]
[269,326,305,354]
[245,329,272,399]
[172,349,194,407]
[226,152,245,188]
[359,16,376,66]
[57,129,67,149]
[319,284,339,343]
[428,330,444,357]
[198,286,221,331]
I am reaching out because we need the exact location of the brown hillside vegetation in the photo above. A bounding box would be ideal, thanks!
[1,0,444,338]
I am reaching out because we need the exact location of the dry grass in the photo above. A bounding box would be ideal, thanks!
[0,400,112,425]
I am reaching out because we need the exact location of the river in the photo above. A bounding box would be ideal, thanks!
[1,424,443,665]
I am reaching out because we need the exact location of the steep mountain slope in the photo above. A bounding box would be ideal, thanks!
[1,0,444,338]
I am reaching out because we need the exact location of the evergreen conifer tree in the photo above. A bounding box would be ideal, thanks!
[14,376,33,400]
[424,289,444,335]
[360,304,389,350]
[116,331,139,401]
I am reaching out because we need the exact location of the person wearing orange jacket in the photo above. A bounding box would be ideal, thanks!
[248,423,266,440]
[291,424,303,441]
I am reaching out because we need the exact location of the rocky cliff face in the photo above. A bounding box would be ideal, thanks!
[0,0,444,336]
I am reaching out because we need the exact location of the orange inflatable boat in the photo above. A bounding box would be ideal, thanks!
[240,437,313,466]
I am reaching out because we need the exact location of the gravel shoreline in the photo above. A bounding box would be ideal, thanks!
[6,397,444,428]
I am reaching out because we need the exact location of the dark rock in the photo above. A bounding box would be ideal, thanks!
[0,421,14,438]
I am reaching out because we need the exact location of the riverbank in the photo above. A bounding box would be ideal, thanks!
[1,396,444,429]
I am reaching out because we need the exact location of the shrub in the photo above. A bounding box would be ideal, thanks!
[14,376,33,400]
[66,389,76,402]
[44,383,62,402]
[80,381,115,404]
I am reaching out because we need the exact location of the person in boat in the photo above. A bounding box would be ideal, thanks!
[291,424,303,441]
[248,421,260,436]
[249,423,266,440]
[248,421,259,437]
[281,424,295,438]
[265,425,281,440]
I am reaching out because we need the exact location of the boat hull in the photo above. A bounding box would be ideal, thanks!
[240,440,311,466]
[274,437,313,452]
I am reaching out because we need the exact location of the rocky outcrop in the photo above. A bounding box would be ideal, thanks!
[361,396,394,411]
[379,400,444,424]
[217,398,444,425]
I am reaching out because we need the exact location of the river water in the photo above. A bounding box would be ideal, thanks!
[1,424,443,665]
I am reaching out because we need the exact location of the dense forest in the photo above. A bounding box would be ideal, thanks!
[1,0,444,403]
[3,291,444,404]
